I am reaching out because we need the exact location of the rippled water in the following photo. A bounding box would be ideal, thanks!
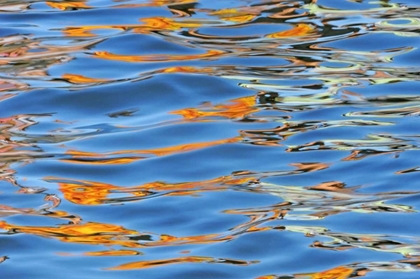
[1,0,420,278]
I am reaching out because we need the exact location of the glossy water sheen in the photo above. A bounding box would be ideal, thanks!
[0,0,420,278]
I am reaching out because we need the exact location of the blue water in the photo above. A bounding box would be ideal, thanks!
[0,0,420,278]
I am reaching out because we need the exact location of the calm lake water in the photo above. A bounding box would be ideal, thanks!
[1,0,420,278]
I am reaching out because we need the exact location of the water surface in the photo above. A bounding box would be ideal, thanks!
[1,0,420,278]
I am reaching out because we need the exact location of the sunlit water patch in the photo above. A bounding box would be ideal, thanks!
[1,0,420,278]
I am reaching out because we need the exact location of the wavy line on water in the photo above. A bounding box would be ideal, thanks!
[256,258,420,279]
[105,255,258,270]
[44,162,329,205]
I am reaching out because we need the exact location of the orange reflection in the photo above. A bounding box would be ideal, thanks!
[142,136,241,156]
[62,156,143,165]
[111,0,196,9]
[106,255,255,270]
[291,162,330,173]
[46,1,90,10]
[62,136,240,164]
[208,2,299,23]
[138,17,202,31]
[308,181,351,193]
[210,8,257,23]
[0,221,142,248]
[266,23,316,38]
[257,266,356,279]
[93,49,224,63]
[84,249,141,256]
[63,17,203,37]
[53,179,143,205]
[48,171,256,205]
[172,95,258,120]
[61,74,109,84]
[300,266,354,279]
[149,233,234,246]
[161,66,214,74]
[63,25,129,37]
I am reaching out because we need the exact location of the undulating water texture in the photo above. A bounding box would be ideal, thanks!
[1,0,420,278]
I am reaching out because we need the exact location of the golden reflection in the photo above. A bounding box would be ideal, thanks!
[207,1,308,23]
[93,49,224,63]
[47,172,256,205]
[139,17,202,31]
[62,26,129,37]
[62,136,240,165]
[256,256,420,278]
[160,66,214,74]
[296,266,354,279]
[172,95,258,120]
[84,249,141,256]
[48,162,330,205]
[61,74,110,84]
[255,276,277,279]
[266,23,316,38]
[149,233,234,246]
[0,221,143,248]
[46,1,90,10]
[145,0,196,5]
[110,0,196,9]
[1,0,418,276]
[63,17,203,37]
[106,255,256,270]
[210,8,257,23]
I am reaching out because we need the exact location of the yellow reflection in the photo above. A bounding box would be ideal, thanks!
[93,49,224,63]
[172,95,258,120]
[139,17,202,31]
[161,66,214,74]
[266,24,315,38]
[48,171,256,205]
[145,0,196,5]
[211,8,256,23]
[55,180,127,205]
[62,74,109,84]
[84,249,141,256]
[63,17,204,37]
[299,266,354,279]
[125,136,240,156]
[0,221,142,248]
[63,26,129,37]
[46,1,90,10]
